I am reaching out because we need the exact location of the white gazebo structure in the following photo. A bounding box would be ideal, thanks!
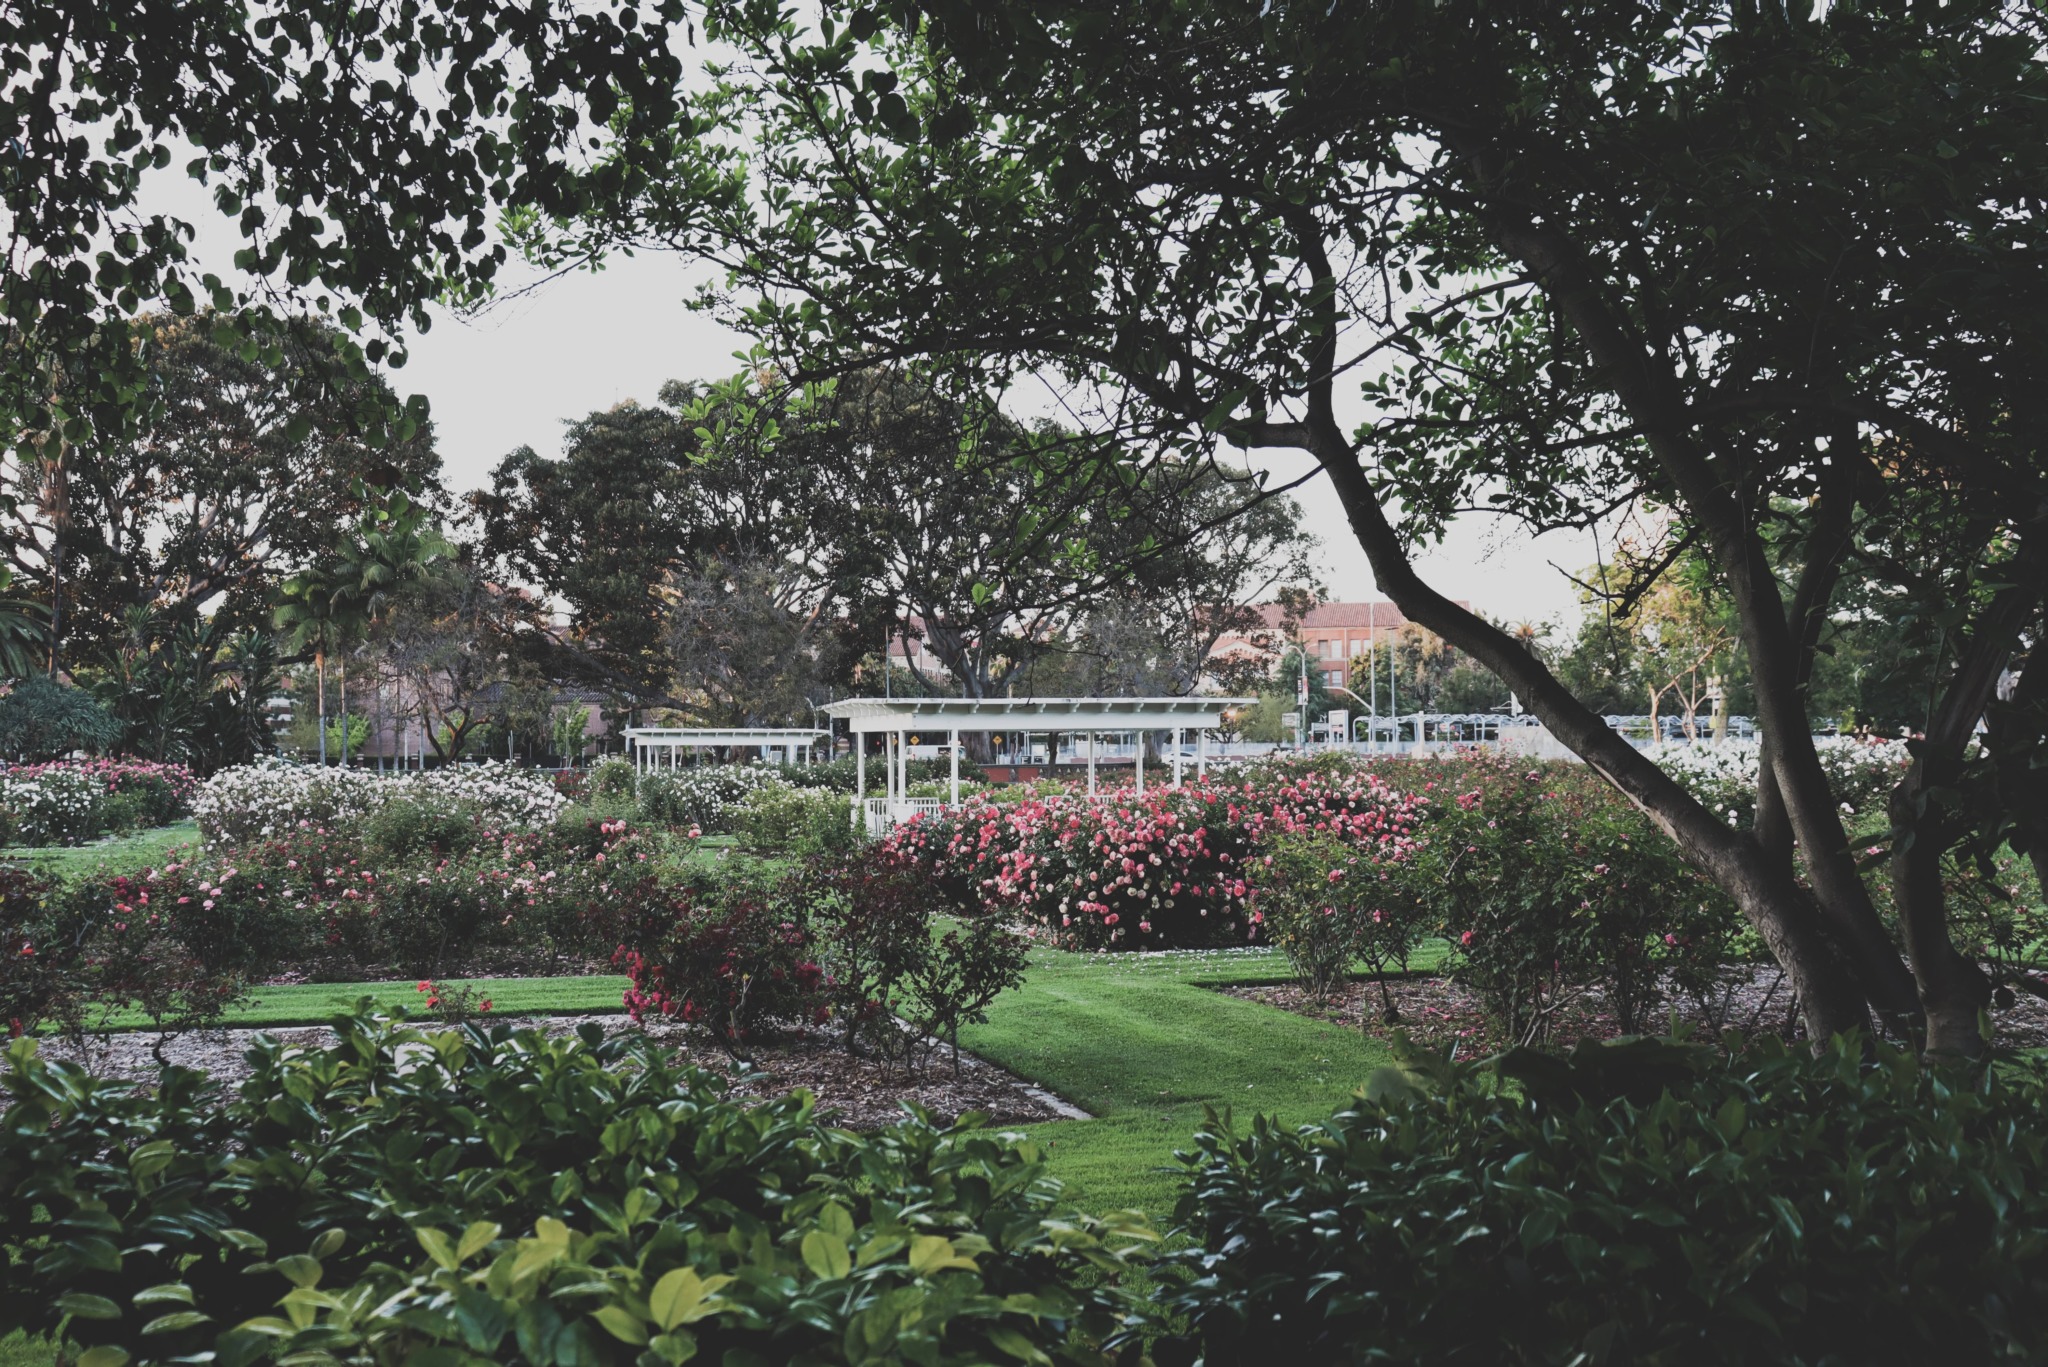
[821,696,1255,833]
[623,727,831,770]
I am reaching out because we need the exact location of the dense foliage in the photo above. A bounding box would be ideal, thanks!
[0,1011,1150,1366]
[1158,1034,2048,1365]
[0,678,124,763]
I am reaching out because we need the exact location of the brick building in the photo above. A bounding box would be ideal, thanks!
[1208,599,1470,691]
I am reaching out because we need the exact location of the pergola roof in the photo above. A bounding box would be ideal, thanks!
[820,696,1255,734]
[625,727,830,747]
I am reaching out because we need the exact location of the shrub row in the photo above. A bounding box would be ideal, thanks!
[1158,1033,2048,1364]
[0,759,197,847]
[7,1017,2045,1366]
[883,764,1427,950]
[0,1011,1148,1367]
[192,758,566,844]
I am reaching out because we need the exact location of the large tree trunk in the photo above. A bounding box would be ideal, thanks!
[1888,762,1990,1057]
[1305,428,1873,1042]
[1986,638,2048,915]
[1888,578,2044,1055]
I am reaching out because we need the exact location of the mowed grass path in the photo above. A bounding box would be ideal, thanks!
[960,943,1446,1214]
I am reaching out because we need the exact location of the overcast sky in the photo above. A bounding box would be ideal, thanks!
[398,251,1602,632]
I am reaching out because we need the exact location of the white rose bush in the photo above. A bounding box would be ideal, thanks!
[1644,736,1912,831]
[194,759,566,845]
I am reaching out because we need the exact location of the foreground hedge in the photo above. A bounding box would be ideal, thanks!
[1159,1034,2048,1365]
[0,1011,1151,1367]
[13,1011,2048,1366]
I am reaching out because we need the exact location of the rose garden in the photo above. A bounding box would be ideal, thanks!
[7,733,2048,1364]
[10,1,2048,1362]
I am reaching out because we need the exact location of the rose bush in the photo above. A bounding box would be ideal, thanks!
[61,815,665,979]
[1,759,195,846]
[192,758,566,845]
[1255,829,1427,1013]
[1380,751,1738,1043]
[884,766,1427,950]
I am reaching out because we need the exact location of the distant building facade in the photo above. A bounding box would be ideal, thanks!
[1208,599,1470,691]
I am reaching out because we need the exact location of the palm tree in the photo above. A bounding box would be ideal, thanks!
[332,484,443,766]
[275,563,364,765]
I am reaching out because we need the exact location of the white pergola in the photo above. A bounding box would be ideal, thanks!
[623,727,831,769]
[821,696,1255,830]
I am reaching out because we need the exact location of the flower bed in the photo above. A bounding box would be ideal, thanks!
[193,757,567,844]
[1645,735,1912,830]
[883,766,1427,949]
[0,758,197,846]
[46,815,664,989]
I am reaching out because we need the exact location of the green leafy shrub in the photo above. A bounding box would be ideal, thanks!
[0,1011,1151,1366]
[1382,753,1735,1041]
[1254,830,1423,1012]
[358,793,487,860]
[586,755,639,802]
[0,676,123,761]
[734,783,859,854]
[1155,1034,2048,1365]
[797,853,1031,1075]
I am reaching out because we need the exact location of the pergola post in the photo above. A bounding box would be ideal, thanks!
[949,729,960,805]
[856,734,866,801]
[1135,729,1144,796]
[1197,727,1207,780]
[1172,726,1184,788]
[1087,731,1097,796]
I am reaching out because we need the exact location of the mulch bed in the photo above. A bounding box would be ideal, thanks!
[29,1016,1081,1131]
[1224,963,2048,1054]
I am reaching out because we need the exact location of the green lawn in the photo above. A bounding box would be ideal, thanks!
[2,819,201,880]
[76,974,633,1033]
[960,943,1447,1215]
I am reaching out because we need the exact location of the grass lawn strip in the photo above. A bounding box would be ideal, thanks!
[1,819,200,879]
[957,944,1448,1215]
[73,975,633,1033]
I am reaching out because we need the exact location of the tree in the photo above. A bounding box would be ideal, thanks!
[482,369,1317,729]
[476,378,834,707]
[369,549,546,763]
[0,675,123,761]
[1271,646,1334,735]
[0,570,47,682]
[665,555,847,727]
[4,0,694,466]
[95,608,281,772]
[1,314,441,677]
[534,0,2048,1050]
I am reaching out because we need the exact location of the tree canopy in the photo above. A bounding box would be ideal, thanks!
[522,0,2048,1051]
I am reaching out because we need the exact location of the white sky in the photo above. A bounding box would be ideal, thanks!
[399,252,1600,632]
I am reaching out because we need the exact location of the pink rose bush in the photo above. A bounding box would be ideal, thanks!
[883,768,1428,950]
